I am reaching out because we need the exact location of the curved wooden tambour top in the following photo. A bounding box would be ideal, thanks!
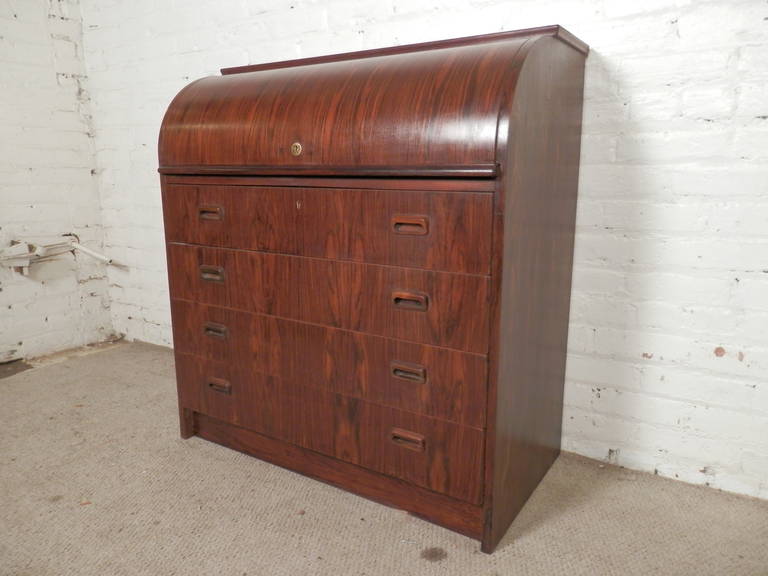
[158,25,587,177]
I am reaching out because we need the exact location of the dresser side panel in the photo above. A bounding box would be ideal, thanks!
[483,37,586,552]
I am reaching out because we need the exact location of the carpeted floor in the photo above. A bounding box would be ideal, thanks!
[1,342,767,576]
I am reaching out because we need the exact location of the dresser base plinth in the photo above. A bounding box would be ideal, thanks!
[189,411,486,544]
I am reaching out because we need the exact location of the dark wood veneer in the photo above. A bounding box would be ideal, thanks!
[159,29,586,174]
[159,26,587,552]
[163,174,496,193]
[167,244,490,353]
[219,25,588,75]
[158,164,498,178]
[482,36,587,552]
[171,300,488,427]
[163,184,493,274]
[194,413,485,538]
[176,353,485,504]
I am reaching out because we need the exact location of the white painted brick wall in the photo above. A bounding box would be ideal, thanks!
[74,0,768,499]
[0,0,113,361]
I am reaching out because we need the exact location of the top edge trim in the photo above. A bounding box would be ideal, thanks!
[220,25,587,75]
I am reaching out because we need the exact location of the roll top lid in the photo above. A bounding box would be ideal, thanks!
[158,26,587,177]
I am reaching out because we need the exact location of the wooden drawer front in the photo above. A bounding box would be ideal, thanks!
[176,353,484,504]
[167,244,489,353]
[162,184,299,255]
[171,300,487,427]
[162,184,492,274]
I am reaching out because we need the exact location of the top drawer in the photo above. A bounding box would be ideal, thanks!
[162,184,492,275]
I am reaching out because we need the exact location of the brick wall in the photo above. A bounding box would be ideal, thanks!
[20,0,768,498]
[0,0,112,360]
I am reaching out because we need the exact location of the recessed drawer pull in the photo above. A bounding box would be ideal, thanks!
[203,321,228,340]
[207,377,232,395]
[390,361,427,383]
[391,215,429,236]
[390,428,426,452]
[198,204,224,221]
[392,290,429,311]
[199,265,225,283]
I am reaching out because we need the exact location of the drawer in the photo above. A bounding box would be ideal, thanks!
[162,184,492,274]
[175,353,484,504]
[167,244,490,354]
[171,300,487,427]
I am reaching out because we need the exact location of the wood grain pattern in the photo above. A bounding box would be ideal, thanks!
[176,353,485,504]
[162,174,496,193]
[162,184,493,274]
[159,26,588,553]
[158,164,498,178]
[481,36,586,552]
[220,26,587,75]
[171,300,488,427]
[167,244,490,353]
[194,412,485,538]
[158,35,535,172]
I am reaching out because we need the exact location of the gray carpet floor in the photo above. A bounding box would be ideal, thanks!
[1,342,767,576]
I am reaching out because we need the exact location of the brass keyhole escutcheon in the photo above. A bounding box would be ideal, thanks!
[290,142,302,156]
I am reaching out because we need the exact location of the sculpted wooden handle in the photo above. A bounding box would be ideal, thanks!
[207,377,232,395]
[203,321,228,340]
[390,428,426,452]
[199,265,225,283]
[391,215,429,236]
[198,204,224,220]
[390,361,427,384]
[392,290,429,311]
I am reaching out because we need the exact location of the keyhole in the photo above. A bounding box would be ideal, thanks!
[290,142,302,156]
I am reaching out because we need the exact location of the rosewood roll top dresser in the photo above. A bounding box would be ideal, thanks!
[158,25,588,553]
